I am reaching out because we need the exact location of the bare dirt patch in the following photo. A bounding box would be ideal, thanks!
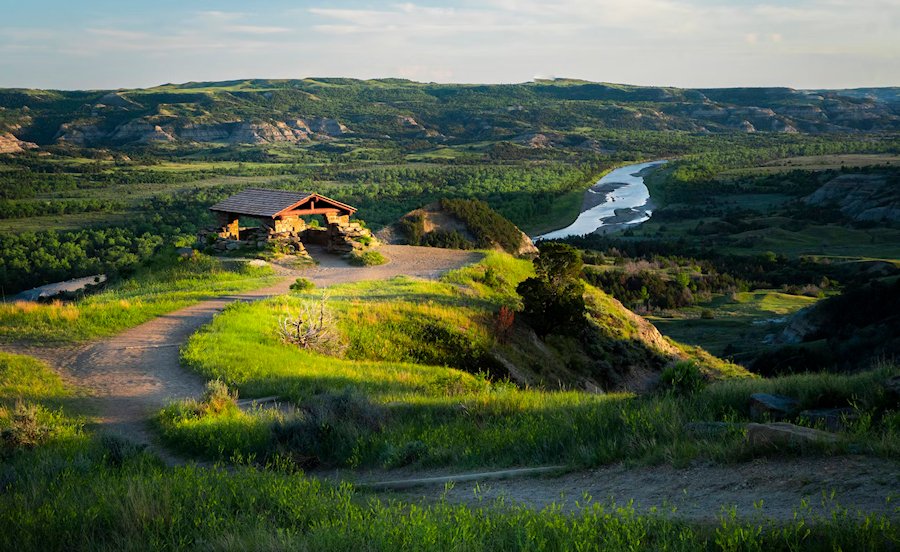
[349,456,900,521]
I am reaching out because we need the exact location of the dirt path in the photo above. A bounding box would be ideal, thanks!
[4,245,480,464]
[7,245,898,522]
[349,455,900,521]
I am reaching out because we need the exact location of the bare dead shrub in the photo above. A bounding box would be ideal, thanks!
[277,296,347,356]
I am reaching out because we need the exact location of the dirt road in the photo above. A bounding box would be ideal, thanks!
[5,245,480,461]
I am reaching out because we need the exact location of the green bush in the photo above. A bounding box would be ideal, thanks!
[272,390,386,468]
[660,361,707,395]
[0,402,48,453]
[202,380,237,414]
[348,250,387,267]
[289,278,315,292]
[517,243,586,336]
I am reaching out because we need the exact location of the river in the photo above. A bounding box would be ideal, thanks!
[534,160,667,241]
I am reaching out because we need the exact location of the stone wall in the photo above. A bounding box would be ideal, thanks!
[272,216,307,234]
[199,212,378,258]
[216,213,240,239]
[325,213,378,253]
[198,225,312,260]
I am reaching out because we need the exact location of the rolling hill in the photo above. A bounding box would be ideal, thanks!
[1,79,898,148]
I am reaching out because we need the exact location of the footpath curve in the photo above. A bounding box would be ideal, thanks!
[5,245,480,462]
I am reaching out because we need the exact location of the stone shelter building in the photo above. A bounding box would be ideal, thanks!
[204,188,375,256]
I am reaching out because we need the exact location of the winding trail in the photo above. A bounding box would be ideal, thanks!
[4,245,898,522]
[4,245,480,463]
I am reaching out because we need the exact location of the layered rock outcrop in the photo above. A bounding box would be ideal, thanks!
[53,117,351,146]
[803,173,899,223]
[0,131,37,153]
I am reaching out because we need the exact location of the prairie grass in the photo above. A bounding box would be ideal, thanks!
[164,253,898,468]
[2,439,895,552]
[0,254,277,343]
[1,351,895,550]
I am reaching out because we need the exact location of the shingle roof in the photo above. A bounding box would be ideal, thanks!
[209,189,313,217]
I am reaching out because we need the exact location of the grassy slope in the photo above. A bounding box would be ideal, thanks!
[0,269,895,550]
[159,252,896,470]
[4,440,895,551]
[0,254,277,343]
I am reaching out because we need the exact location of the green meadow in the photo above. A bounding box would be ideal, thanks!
[156,253,898,470]
[0,253,276,343]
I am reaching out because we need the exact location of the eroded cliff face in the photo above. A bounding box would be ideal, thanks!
[55,121,106,146]
[803,173,900,223]
[0,128,37,153]
[53,117,351,146]
[109,120,176,143]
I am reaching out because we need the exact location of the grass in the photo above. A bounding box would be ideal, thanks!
[159,253,897,469]
[0,253,278,343]
[0,352,70,402]
[348,249,388,266]
[724,153,900,175]
[2,438,896,551]
[650,290,820,357]
[0,348,895,550]
[0,352,84,454]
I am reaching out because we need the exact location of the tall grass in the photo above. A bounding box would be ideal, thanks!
[0,254,277,343]
[1,438,895,552]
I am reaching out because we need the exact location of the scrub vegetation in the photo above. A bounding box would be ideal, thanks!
[2,79,899,549]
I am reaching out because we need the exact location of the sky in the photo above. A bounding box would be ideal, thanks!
[0,0,897,90]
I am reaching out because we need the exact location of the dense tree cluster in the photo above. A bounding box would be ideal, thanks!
[0,229,163,295]
[439,198,523,252]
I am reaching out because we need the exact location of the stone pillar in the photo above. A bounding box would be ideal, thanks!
[217,212,240,239]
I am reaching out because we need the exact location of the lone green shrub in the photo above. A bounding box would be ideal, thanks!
[272,390,387,468]
[289,278,315,292]
[202,380,237,414]
[660,361,707,395]
[0,402,48,453]
[348,250,387,267]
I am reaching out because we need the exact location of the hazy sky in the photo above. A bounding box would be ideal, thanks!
[0,0,897,90]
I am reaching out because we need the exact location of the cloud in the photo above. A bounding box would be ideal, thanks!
[224,25,292,35]
[0,0,897,89]
[308,4,580,36]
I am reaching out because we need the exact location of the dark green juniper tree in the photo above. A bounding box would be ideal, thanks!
[516,242,586,336]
